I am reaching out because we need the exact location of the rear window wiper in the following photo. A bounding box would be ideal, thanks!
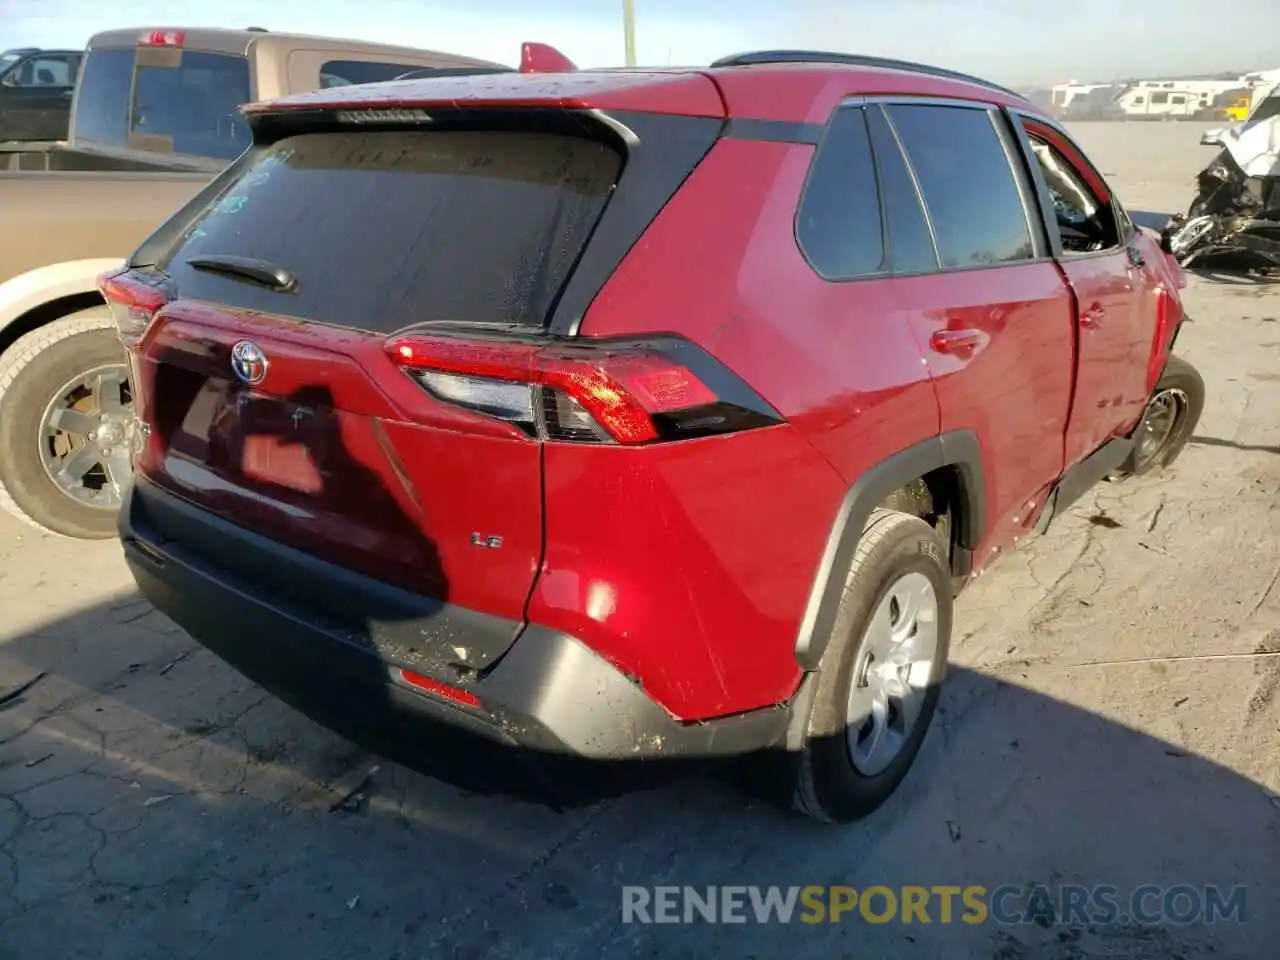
[185,254,298,292]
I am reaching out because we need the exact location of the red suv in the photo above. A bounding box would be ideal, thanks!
[102,49,1203,822]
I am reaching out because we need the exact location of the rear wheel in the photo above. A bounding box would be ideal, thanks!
[792,509,953,823]
[0,310,134,539]
[1115,355,1205,478]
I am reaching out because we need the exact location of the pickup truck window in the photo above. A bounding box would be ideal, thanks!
[132,51,251,160]
[73,45,251,160]
[74,47,134,147]
[319,60,438,88]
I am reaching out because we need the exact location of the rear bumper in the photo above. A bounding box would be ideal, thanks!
[119,477,791,800]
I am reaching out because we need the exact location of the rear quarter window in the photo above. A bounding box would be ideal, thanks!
[162,128,623,331]
[796,106,886,279]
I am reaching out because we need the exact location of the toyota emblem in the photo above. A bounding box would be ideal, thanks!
[230,340,268,385]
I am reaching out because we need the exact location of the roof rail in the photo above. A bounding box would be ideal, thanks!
[709,50,1023,99]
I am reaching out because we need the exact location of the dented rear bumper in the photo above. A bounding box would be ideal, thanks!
[118,477,790,802]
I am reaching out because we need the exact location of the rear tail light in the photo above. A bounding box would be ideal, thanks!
[386,334,783,445]
[97,269,173,349]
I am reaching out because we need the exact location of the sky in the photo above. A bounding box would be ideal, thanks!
[3,0,1278,89]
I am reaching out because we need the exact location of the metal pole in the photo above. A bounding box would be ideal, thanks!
[623,0,637,67]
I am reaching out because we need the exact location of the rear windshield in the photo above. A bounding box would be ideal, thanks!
[74,46,251,160]
[161,129,623,330]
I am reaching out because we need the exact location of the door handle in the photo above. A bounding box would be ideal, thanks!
[1080,303,1105,329]
[929,329,984,355]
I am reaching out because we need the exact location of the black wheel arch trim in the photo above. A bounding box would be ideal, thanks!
[793,430,986,671]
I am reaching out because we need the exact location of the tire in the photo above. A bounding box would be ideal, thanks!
[1114,354,1205,478]
[0,309,134,539]
[792,508,953,823]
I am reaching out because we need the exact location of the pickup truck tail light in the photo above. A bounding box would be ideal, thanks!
[139,30,186,46]
[385,334,784,444]
[97,269,173,350]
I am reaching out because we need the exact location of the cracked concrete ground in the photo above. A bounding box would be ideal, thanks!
[0,121,1277,960]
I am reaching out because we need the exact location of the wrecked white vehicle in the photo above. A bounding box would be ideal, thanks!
[1201,83,1279,147]
[1163,110,1280,272]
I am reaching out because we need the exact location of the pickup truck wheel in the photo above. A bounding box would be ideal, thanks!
[792,508,952,823]
[1116,355,1205,478]
[0,310,133,539]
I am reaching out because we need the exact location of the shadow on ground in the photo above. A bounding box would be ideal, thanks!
[1192,435,1280,455]
[0,591,1273,960]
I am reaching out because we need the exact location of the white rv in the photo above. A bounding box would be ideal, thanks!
[1115,84,1210,119]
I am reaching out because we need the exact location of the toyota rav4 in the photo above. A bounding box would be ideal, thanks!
[101,48,1204,822]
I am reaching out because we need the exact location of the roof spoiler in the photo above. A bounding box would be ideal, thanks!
[520,42,577,73]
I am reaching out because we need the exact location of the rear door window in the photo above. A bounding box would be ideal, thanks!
[886,103,1036,269]
[162,129,623,331]
[864,105,939,275]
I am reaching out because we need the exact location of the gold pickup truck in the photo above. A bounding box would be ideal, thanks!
[0,26,510,538]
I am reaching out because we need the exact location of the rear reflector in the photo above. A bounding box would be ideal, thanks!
[387,333,783,445]
[398,669,481,708]
[98,269,174,348]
